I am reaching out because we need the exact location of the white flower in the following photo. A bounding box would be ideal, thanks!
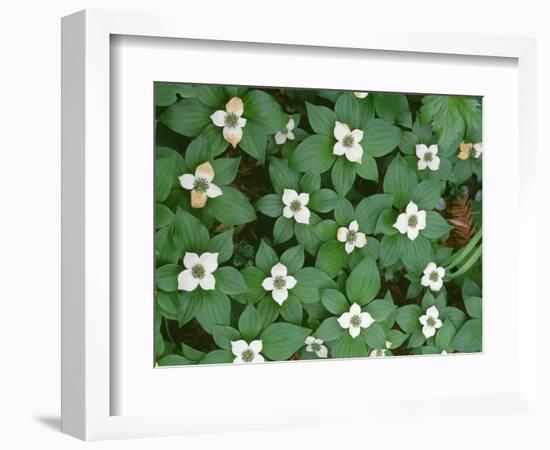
[333,121,364,163]
[473,142,483,158]
[274,118,295,145]
[282,189,310,224]
[420,262,446,292]
[210,97,247,148]
[177,252,218,291]
[416,144,440,171]
[337,303,375,339]
[353,92,368,99]
[458,141,483,160]
[178,161,223,208]
[441,350,448,355]
[419,306,443,338]
[369,349,387,358]
[261,262,297,305]
[393,201,426,241]
[305,336,328,358]
[231,340,264,364]
[337,220,367,254]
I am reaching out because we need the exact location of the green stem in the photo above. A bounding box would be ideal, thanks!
[446,245,482,280]
[164,317,175,344]
[444,227,482,271]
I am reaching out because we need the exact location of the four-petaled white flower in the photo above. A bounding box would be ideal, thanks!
[421,262,446,292]
[282,189,310,224]
[416,144,440,171]
[473,142,483,158]
[333,121,364,163]
[231,340,264,364]
[337,220,368,254]
[305,336,328,358]
[353,92,368,99]
[419,306,443,338]
[337,303,375,338]
[369,349,387,358]
[393,201,426,241]
[458,141,483,160]
[178,252,218,291]
[210,97,247,148]
[179,161,223,209]
[261,262,297,305]
[275,118,295,145]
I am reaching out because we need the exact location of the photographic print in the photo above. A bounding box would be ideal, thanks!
[154,84,482,366]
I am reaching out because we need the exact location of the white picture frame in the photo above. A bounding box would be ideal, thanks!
[61,9,539,441]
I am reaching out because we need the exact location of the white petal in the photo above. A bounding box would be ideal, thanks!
[419,315,428,326]
[349,220,359,232]
[337,227,348,242]
[298,193,310,206]
[272,288,288,305]
[286,131,295,141]
[178,270,199,291]
[231,340,249,356]
[351,129,364,143]
[317,345,328,358]
[183,252,200,269]
[223,125,243,148]
[344,241,355,254]
[430,278,443,292]
[434,319,443,328]
[333,141,347,156]
[238,117,247,128]
[199,252,219,273]
[271,262,287,278]
[416,210,426,230]
[345,143,363,163]
[416,144,428,158]
[199,273,216,290]
[436,267,446,278]
[282,188,299,205]
[334,121,351,141]
[305,336,315,345]
[407,226,419,240]
[314,338,324,345]
[426,306,439,319]
[353,92,368,99]
[421,275,430,287]
[283,206,294,218]
[423,325,436,338]
[226,97,244,116]
[474,143,483,158]
[285,275,297,290]
[210,110,227,127]
[251,354,265,363]
[287,118,295,131]
[417,159,428,170]
[233,356,244,364]
[424,262,437,275]
[294,207,310,224]
[393,213,409,234]
[360,312,375,328]
[262,277,274,291]
[195,163,214,182]
[406,201,418,215]
[206,183,223,198]
[428,144,439,155]
[350,303,361,315]
[274,131,287,145]
[428,155,440,171]
[179,173,196,190]
[354,233,367,248]
[249,340,263,353]
[337,312,352,329]
[349,326,361,338]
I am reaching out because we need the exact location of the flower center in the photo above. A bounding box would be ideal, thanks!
[225,112,239,128]
[469,147,477,158]
[241,349,255,363]
[424,152,433,162]
[282,127,289,134]
[273,276,286,290]
[429,271,439,282]
[350,315,362,327]
[408,214,418,228]
[342,134,355,148]
[311,343,321,352]
[346,230,357,244]
[191,264,206,279]
[427,317,437,327]
[193,177,209,193]
[289,200,302,212]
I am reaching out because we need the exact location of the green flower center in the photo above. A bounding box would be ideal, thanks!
[346,230,357,244]
[191,264,206,279]
[429,271,439,282]
[311,343,321,352]
[290,200,302,212]
[193,177,209,193]
[424,152,433,162]
[469,147,477,158]
[408,214,418,228]
[225,112,239,128]
[342,134,355,148]
[241,349,255,362]
[282,127,289,134]
[350,315,362,327]
[427,317,437,327]
[273,276,286,290]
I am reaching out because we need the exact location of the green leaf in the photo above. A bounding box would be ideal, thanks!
[184,134,212,170]
[440,306,467,330]
[156,265,181,292]
[379,234,403,267]
[155,82,195,107]
[244,90,288,134]
[464,296,482,319]
[365,299,396,322]
[315,240,347,278]
[196,85,228,108]
[396,304,422,334]
[160,98,211,136]
[238,304,263,341]
[239,266,267,304]
[172,208,210,253]
[280,295,303,325]
[408,332,426,348]
[269,157,300,194]
[401,235,432,274]
[345,256,380,305]
[157,355,194,366]
[290,135,336,174]
[412,180,442,211]
[211,157,241,185]
[374,209,398,236]
[206,230,234,263]
[451,319,482,352]
[315,317,345,342]
[257,295,280,328]
[321,289,349,315]
[335,92,361,129]
[355,193,394,234]
[313,219,339,241]
[156,203,174,229]
[256,194,283,218]
[331,333,367,358]
[200,350,234,365]
[355,153,378,182]
[260,323,310,360]
[211,325,241,350]
[273,216,294,245]
[280,245,304,273]
[383,155,418,209]
[156,148,187,202]
[435,320,456,351]
[399,130,420,155]
[310,189,338,213]
[334,198,355,225]
[215,266,249,295]
[255,240,278,274]
[422,211,452,240]
[373,94,412,128]
[386,329,408,349]
[363,119,403,157]
[299,173,321,193]
[208,186,256,225]
[180,342,206,362]
[295,220,322,256]
[462,278,482,298]
[195,290,231,333]
[199,123,229,157]
[239,121,267,163]
[157,291,179,317]
[331,158,356,196]
[306,102,336,136]
[294,267,338,289]
[365,323,386,349]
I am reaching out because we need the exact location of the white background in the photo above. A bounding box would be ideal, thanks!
[1,0,548,449]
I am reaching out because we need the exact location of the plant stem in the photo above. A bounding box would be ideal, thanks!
[445,227,482,271]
